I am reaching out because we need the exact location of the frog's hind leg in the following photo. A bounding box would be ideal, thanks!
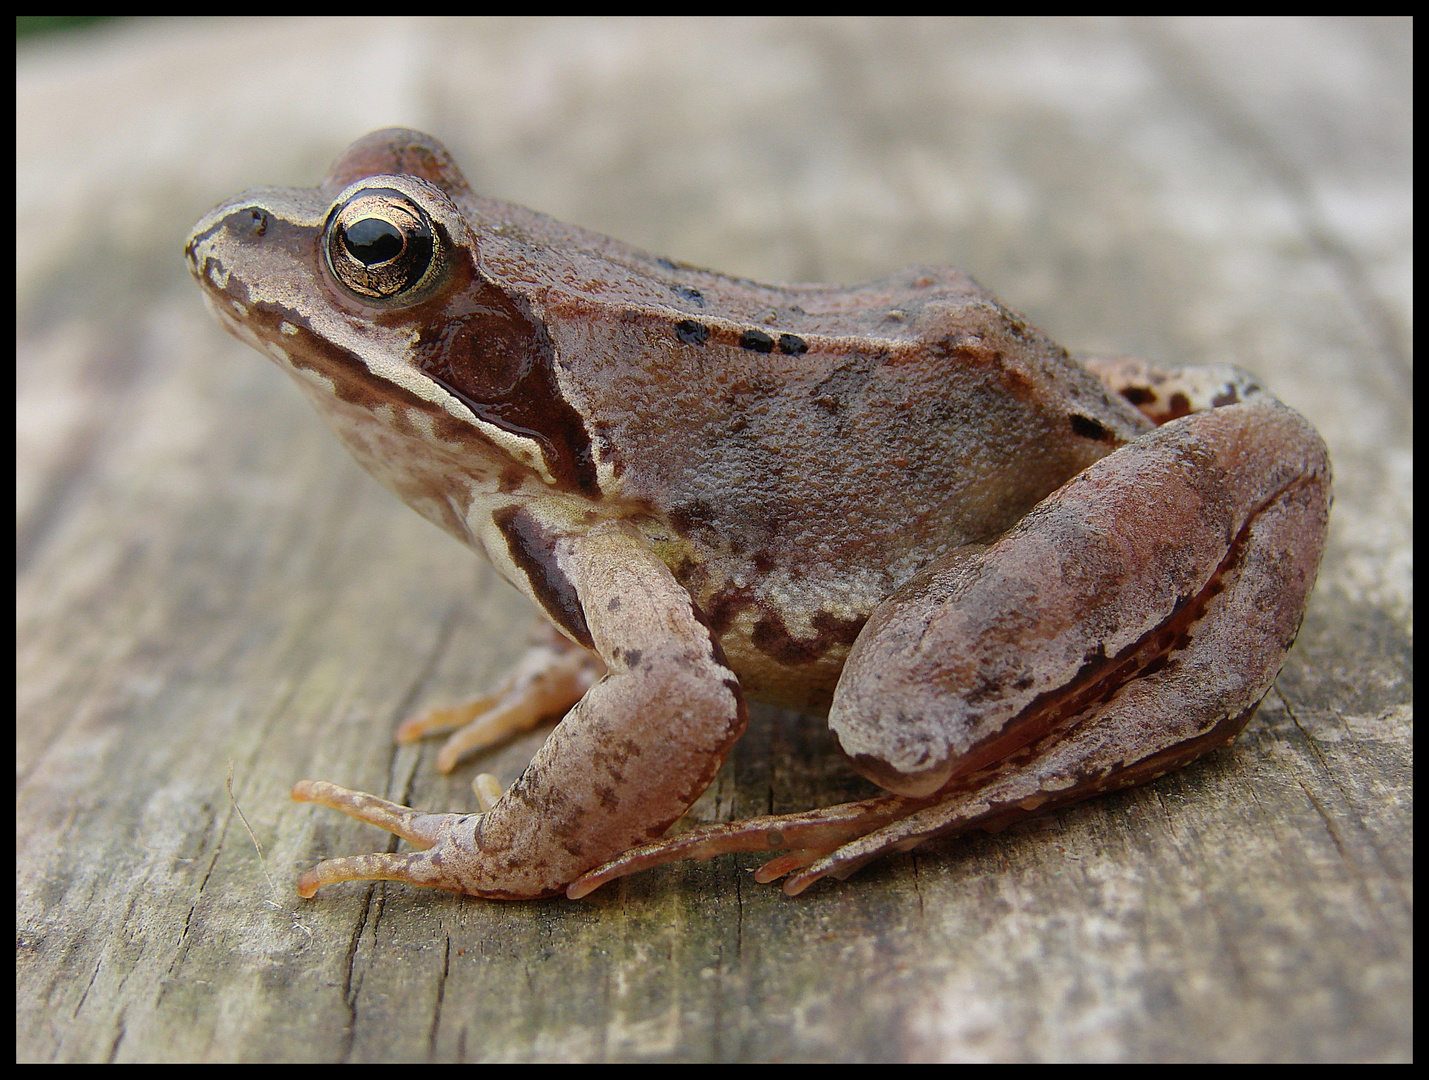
[396,623,603,772]
[780,639,1271,896]
[572,616,1273,900]
[576,400,1330,898]
[788,399,1331,894]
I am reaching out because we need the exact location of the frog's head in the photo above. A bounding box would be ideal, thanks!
[185,129,598,551]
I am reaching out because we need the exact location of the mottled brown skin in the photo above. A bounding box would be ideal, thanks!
[186,129,1330,900]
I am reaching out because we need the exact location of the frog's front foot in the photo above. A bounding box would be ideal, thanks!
[291,780,541,899]
[394,627,603,773]
[291,778,602,899]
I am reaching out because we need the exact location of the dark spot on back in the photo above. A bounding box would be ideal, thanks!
[1069,413,1113,441]
[740,329,775,353]
[675,319,708,345]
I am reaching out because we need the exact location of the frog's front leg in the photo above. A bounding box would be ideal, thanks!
[577,398,1330,896]
[291,521,747,899]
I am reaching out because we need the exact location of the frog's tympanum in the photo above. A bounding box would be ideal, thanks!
[186,130,1330,900]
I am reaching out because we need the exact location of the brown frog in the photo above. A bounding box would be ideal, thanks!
[184,129,1330,900]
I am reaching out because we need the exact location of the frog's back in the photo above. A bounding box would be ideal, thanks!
[471,196,1147,553]
[469,192,1011,343]
[459,197,1151,707]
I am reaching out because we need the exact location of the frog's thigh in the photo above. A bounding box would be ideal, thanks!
[830,400,1331,803]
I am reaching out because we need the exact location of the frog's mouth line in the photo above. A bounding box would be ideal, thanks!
[201,266,605,513]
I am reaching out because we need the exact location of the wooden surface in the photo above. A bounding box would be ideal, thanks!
[16,17,1411,1063]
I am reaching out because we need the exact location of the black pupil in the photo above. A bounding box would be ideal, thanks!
[343,217,405,266]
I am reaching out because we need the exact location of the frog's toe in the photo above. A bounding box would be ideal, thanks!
[751,850,825,884]
[396,637,603,772]
[565,794,920,898]
[291,779,451,845]
[472,772,504,811]
[291,779,484,896]
[290,779,582,899]
[394,695,498,743]
[431,696,551,773]
[297,850,459,898]
[777,811,952,895]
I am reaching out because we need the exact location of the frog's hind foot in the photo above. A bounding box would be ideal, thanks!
[566,794,928,898]
[396,627,603,772]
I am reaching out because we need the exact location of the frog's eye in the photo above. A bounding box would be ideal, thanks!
[325,189,444,301]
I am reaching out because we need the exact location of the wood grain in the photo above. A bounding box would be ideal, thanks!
[17,16,1410,1063]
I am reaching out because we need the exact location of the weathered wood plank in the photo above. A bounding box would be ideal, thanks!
[17,16,1410,1063]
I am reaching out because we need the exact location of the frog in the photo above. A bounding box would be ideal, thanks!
[185,128,1331,901]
